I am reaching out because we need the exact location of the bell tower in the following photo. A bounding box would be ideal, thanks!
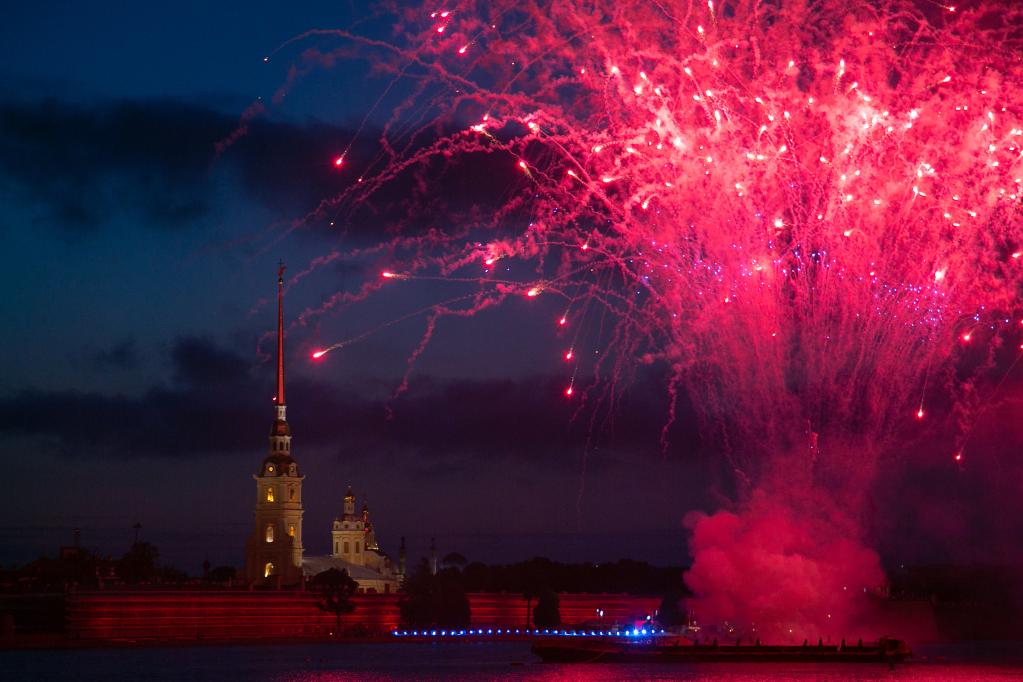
[245,263,304,584]
[331,486,368,566]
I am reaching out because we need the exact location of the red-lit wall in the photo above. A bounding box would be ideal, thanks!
[67,590,400,641]
[469,593,660,628]
[66,591,660,642]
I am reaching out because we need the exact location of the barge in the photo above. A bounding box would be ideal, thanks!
[532,634,912,664]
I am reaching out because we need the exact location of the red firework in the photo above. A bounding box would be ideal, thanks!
[266,0,1023,640]
[298,0,1023,473]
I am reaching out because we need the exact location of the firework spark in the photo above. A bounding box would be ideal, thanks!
[306,0,1023,471]
[279,0,1023,638]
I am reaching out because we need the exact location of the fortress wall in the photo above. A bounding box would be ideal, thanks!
[66,590,659,642]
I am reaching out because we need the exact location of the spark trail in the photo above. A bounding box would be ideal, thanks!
[281,0,1023,638]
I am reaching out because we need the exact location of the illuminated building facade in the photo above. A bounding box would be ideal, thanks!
[303,487,400,593]
[244,264,304,584]
[243,265,398,592]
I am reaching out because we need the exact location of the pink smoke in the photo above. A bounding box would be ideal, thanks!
[684,485,885,642]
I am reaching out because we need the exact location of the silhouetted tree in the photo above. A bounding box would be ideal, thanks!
[399,559,470,627]
[435,570,470,627]
[158,565,189,584]
[117,542,159,584]
[311,568,358,635]
[399,560,434,626]
[446,557,685,596]
[462,561,488,591]
[523,585,536,628]
[21,548,104,590]
[533,587,561,628]
[209,565,237,584]
[656,588,686,628]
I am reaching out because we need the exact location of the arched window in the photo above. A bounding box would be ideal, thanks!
[289,487,295,501]
[288,524,295,537]
[334,541,339,554]
[265,524,274,543]
[355,541,360,554]
[264,562,273,578]
[266,487,274,502]
[343,541,350,554]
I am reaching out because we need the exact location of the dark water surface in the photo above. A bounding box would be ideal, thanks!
[4,641,1023,681]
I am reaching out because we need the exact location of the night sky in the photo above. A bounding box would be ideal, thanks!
[1,1,1020,575]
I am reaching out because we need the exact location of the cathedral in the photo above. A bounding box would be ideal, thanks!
[244,265,403,593]
[302,488,403,594]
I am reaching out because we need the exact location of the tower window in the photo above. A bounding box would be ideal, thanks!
[266,487,274,502]
[264,562,273,578]
[288,524,295,537]
[334,541,339,554]
[289,487,295,501]
[355,541,360,554]
[343,541,350,554]
[265,525,274,543]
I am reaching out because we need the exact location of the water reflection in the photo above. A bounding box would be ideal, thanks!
[4,642,1023,682]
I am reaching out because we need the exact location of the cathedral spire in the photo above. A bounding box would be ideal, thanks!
[267,262,292,454]
[276,261,286,412]
[247,261,303,586]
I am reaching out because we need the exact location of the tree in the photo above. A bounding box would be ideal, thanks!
[311,568,359,635]
[158,565,189,584]
[435,571,470,627]
[462,561,489,591]
[209,565,237,584]
[522,585,536,629]
[399,559,470,628]
[656,588,686,628]
[533,587,561,628]
[117,542,159,584]
[517,559,551,628]
[23,548,103,590]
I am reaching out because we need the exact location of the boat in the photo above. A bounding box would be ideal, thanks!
[531,633,912,664]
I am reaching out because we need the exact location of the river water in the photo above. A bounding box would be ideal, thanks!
[5,641,1023,681]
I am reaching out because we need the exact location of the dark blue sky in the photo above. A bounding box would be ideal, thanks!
[1,0,1019,575]
[0,0,707,571]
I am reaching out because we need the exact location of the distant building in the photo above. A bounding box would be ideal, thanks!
[303,487,401,594]
[244,264,400,593]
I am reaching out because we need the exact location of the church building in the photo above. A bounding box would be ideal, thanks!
[303,487,402,593]
[244,264,304,585]
[244,265,401,593]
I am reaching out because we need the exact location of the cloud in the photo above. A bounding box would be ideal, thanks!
[0,99,226,231]
[170,336,249,387]
[0,97,523,239]
[0,336,688,467]
[83,338,137,370]
[0,98,350,232]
